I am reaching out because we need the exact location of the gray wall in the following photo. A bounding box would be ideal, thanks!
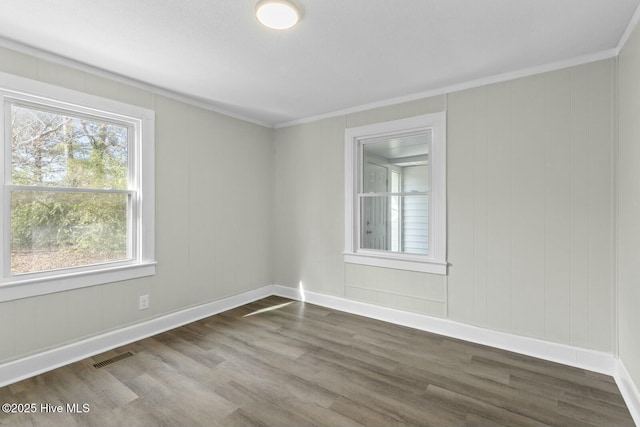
[273,60,616,352]
[618,21,640,397]
[0,46,273,363]
[447,61,615,351]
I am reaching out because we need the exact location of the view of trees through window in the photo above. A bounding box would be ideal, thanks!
[9,104,131,275]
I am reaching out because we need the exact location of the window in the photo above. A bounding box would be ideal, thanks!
[344,112,446,274]
[0,73,155,301]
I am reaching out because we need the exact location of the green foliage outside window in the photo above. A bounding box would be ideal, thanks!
[10,105,130,274]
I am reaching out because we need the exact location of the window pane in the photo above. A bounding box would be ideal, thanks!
[11,104,128,189]
[402,194,428,255]
[359,132,430,256]
[362,133,430,193]
[10,190,129,275]
[361,195,389,251]
[362,132,430,168]
[360,194,428,255]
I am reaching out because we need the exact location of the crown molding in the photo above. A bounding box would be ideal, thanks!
[274,49,617,129]
[616,1,640,55]
[0,36,272,128]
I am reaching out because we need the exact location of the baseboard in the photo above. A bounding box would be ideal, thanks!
[0,285,274,387]
[616,360,640,426]
[272,285,616,375]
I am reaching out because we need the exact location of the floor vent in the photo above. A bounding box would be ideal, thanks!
[93,352,134,369]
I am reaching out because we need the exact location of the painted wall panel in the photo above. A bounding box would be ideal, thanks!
[34,292,69,350]
[447,88,479,324]
[153,96,192,314]
[66,286,103,340]
[120,277,153,326]
[0,301,14,361]
[618,18,640,402]
[472,90,488,328]
[485,81,512,332]
[273,117,346,297]
[446,62,614,350]
[543,68,572,344]
[100,281,126,332]
[447,87,492,326]
[344,264,447,317]
[0,47,37,79]
[586,60,614,352]
[569,66,591,348]
[12,298,38,356]
[509,74,547,338]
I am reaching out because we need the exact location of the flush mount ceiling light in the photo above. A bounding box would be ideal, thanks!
[255,0,300,30]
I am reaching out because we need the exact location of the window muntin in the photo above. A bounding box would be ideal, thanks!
[0,72,155,300]
[344,112,446,274]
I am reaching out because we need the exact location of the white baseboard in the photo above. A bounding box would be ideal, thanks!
[0,285,274,387]
[1,283,638,425]
[616,360,640,426]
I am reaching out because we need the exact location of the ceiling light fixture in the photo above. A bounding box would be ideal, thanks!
[255,0,300,30]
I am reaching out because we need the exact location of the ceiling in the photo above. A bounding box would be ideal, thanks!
[0,0,638,127]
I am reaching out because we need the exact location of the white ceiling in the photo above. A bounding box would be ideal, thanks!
[0,0,638,127]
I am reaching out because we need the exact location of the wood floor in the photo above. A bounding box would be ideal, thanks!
[0,296,635,426]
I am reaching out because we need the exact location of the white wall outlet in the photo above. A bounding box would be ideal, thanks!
[139,294,149,310]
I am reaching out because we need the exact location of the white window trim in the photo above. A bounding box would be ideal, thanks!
[344,112,447,274]
[0,72,155,302]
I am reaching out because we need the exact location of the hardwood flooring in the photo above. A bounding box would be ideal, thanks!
[0,296,635,426]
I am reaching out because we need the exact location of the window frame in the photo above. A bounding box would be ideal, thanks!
[0,72,155,302]
[344,112,447,274]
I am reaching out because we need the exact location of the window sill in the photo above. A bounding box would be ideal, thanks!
[0,261,157,302]
[344,252,447,274]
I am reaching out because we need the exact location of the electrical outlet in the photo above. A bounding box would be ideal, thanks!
[139,294,149,310]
